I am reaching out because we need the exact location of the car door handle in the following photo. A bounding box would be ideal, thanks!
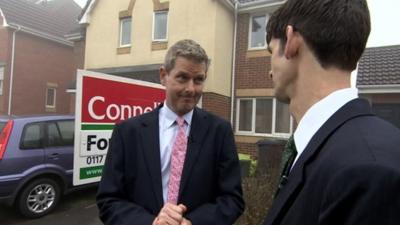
[49,153,59,159]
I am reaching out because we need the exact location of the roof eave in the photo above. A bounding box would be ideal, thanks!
[238,0,285,13]
[79,0,96,25]
[8,23,73,47]
[0,7,8,27]
[65,32,84,41]
[357,84,400,93]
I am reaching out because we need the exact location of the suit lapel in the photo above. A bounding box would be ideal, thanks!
[265,98,374,225]
[140,107,163,209]
[179,107,210,198]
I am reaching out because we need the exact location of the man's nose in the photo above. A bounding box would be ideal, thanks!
[185,80,195,93]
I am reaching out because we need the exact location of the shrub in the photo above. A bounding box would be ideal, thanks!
[235,165,280,225]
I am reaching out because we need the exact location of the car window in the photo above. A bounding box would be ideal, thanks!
[46,120,74,147]
[47,122,63,147]
[57,120,74,146]
[20,123,43,149]
[0,122,6,132]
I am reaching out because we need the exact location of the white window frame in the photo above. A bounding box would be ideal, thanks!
[235,98,293,138]
[119,17,132,47]
[152,11,168,42]
[45,87,56,108]
[248,14,269,50]
[0,66,4,95]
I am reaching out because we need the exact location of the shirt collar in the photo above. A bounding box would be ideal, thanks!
[160,102,193,128]
[293,88,358,158]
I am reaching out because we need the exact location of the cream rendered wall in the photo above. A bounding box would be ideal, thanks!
[207,3,234,97]
[84,0,234,96]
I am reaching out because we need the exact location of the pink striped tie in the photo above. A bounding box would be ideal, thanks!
[167,117,188,204]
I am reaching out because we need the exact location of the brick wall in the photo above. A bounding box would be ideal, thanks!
[202,92,231,122]
[3,31,76,115]
[233,13,275,159]
[73,39,85,70]
[0,27,11,113]
[236,142,258,159]
[235,14,272,90]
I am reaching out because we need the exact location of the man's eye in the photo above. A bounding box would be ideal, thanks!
[194,77,205,84]
[176,75,187,82]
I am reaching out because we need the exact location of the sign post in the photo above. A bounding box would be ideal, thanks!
[73,70,165,185]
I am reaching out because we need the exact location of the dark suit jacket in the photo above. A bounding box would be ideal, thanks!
[97,106,244,225]
[264,98,400,225]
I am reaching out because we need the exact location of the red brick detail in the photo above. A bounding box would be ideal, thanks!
[236,142,258,159]
[202,92,231,122]
[235,14,273,89]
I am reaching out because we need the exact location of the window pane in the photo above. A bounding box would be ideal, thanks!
[46,88,55,106]
[58,120,74,146]
[47,122,62,147]
[255,99,272,133]
[21,124,42,149]
[239,100,253,131]
[250,15,267,48]
[121,18,132,46]
[154,12,168,40]
[275,101,291,133]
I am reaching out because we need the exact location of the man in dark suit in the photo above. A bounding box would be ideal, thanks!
[97,39,244,225]
[264,0,400,224]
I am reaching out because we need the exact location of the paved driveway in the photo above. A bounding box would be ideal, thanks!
[0,187,102,225]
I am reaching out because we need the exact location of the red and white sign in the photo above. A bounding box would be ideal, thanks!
[73,70,165,185]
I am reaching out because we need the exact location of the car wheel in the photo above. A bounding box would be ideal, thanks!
[16,178,61,218]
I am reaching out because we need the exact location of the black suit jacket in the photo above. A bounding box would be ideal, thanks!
[97,106,244,225]
[264,98,400,225]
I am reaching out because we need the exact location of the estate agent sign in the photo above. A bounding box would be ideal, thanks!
[73,70,165,185]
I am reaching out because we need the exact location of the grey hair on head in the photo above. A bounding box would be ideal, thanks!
[164,39,209,73]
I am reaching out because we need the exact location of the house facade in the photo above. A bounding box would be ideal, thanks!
[80,0,289,158]
[80,0,235,121]
[357,45,400,128]
[0,0,83,116]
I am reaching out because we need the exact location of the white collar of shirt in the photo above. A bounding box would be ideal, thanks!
[159,103,193,131]
[292,88,358,167]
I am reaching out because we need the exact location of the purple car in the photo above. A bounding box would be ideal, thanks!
[0,115,77,218]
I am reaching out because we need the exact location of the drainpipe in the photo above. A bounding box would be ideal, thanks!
[8,25,21,116]
[230,0,238,125]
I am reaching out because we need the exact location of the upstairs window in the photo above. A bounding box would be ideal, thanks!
[120,17,132,47]
[153,11,168,41]
[249,14,269,49]
[46,87,56,108]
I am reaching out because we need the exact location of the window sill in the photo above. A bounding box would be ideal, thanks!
[246,49,271,58]
[117,46,131,55]
[45,107,56,112]
[151,41,168,51]
[235,132,290,139]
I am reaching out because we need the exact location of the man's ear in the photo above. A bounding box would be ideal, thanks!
[159,66,167,86]
[284,25,301,59]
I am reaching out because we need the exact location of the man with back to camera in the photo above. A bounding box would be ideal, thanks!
[263,0,400,224]
[96,39,244,225]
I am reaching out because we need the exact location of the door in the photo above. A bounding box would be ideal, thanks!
[44,120,74,180]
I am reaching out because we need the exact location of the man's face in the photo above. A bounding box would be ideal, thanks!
[160,56,206,116]
[268,38,297,104]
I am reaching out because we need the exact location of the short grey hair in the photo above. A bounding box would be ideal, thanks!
[164,39,209,73]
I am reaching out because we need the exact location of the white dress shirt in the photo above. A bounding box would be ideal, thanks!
[292,88,358,168]
[159,104,193,204]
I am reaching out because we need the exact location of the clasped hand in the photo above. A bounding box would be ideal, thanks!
[153,203,191,225]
